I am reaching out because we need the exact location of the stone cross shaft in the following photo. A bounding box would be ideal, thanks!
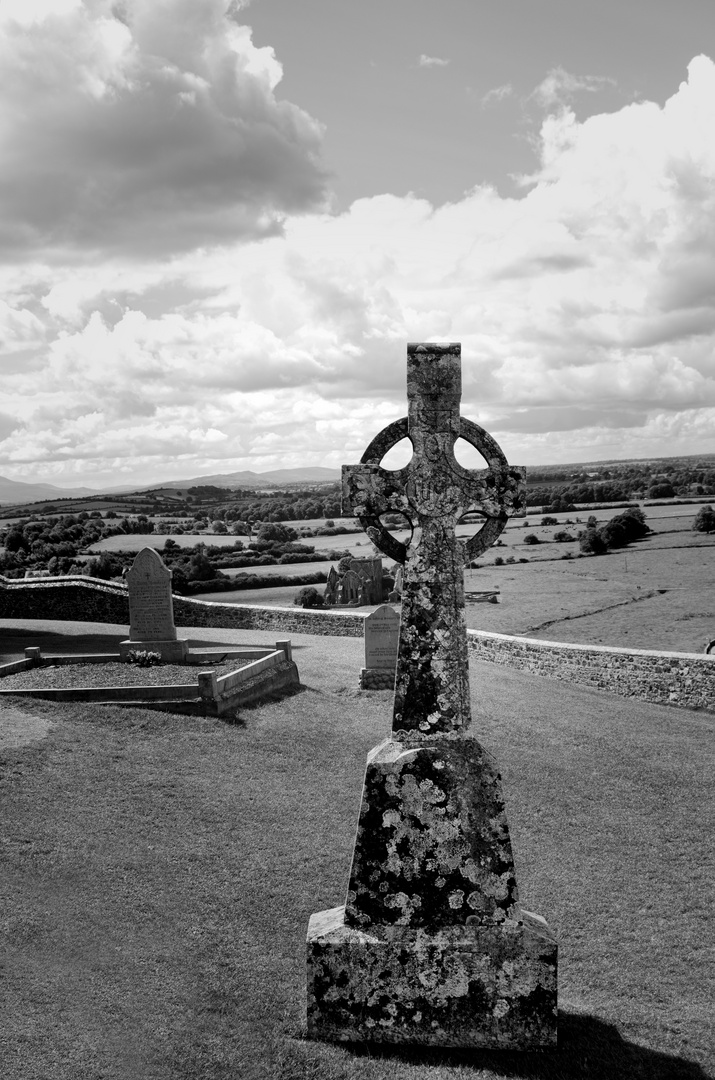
[343,342,525,740]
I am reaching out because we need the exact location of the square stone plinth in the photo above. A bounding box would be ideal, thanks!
[120,639,189,664]
[307,905,557,1048]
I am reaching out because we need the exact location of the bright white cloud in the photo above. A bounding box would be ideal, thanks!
[0,0,328,260]
[0,0,83,26]
[1,51,715,486]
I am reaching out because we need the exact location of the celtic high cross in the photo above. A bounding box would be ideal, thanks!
[308,343,556,1048]
[342,341,525,739]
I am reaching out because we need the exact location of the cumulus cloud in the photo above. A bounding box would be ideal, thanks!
[418,54,450,68]
[2,54,715,485]
[0,300,47,353]
[0,0,329,260]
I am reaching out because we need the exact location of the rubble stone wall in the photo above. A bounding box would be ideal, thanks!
[466,629,713,712]
[0,576,365,637]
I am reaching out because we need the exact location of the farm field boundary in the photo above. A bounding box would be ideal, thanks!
[0,574,712,712]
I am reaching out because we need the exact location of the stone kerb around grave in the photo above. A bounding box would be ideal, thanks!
[120,547,188,663]
[360,603,399,690]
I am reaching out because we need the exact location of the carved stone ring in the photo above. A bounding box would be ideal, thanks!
[357,416,513,565]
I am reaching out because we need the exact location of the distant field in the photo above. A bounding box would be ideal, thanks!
[196,508,715,654]
[11,503,715,654]
[198,582,320,609]
[88,533,247,552]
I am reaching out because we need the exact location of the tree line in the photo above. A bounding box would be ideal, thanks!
[0,516,354,593]
[526,460,715,510]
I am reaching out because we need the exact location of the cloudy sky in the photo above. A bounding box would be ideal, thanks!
[1,0,714,489]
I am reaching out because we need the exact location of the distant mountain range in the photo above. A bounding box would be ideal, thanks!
[0,475,100,504]
[0,467,341,505]
[146,467,340,490]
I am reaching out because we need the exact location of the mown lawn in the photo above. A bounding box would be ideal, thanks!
[1,635,713,1080]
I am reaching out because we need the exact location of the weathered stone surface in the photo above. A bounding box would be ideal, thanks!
[308,343,555,1048]
[307,906,557,1047]
[350,558,384,605]
[126,547,177,642]
[324,565,340,605]
[345,737,519,929]
[343,343,525,741]
[339,568,362,605]
[364,604,400,671]
[122,547,188,663]
[359,669,395,690]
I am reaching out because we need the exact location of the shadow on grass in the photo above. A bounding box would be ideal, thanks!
[286,1012,707,1079]
[0,629,314,662]
[187,637,313,652]
[0,626,125,659]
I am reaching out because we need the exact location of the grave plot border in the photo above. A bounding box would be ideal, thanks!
[0,642,299,717]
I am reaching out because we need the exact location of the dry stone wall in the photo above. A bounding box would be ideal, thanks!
[467,630,714,712]
[0,576,364,637]
[0,576,129,623]
[1,576,712,710]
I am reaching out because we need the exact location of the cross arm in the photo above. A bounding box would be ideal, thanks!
[460,465,527,520]
[342,463,411,563]
[342,463,411,519]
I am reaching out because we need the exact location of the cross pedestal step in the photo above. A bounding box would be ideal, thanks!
[307,905,556,1048]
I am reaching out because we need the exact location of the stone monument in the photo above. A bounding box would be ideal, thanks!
[349,557,383,604]
[338,568,363,605]
[306,343,557,1047]
[323,565,340,605]
[120,547,188,663]
[360,603,400,690]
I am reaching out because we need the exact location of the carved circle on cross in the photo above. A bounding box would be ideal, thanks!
[357,416,512,565]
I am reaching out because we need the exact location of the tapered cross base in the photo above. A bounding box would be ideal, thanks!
[306,736,557,1048]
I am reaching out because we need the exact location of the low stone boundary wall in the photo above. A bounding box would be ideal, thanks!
[0,575,365,637]
[172,595,365,637]
[359,668,395,690]
[466,630,714,712]
[2,576,712,711]
[0,576,130,623]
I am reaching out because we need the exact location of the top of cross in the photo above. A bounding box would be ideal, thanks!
[343,342,525,566]
[343,343,525,739]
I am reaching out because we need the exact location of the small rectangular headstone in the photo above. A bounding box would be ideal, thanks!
[364,604,399,670]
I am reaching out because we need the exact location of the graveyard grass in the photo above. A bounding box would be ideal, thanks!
[2,635,712,1080]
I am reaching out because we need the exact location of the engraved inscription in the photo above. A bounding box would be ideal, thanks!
[364,604,400,670]
[126,548,177,642]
